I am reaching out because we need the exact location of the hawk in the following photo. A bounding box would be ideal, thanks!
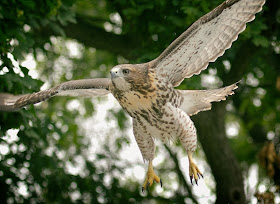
[0,0,265,192]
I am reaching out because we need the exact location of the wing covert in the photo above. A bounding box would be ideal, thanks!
[0,78,111,111]
[150,0,265,86]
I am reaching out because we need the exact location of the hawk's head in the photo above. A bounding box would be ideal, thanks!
[110,64,152,93]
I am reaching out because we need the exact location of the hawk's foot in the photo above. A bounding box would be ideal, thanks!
[142,161,162,193]
[188,151,203,185]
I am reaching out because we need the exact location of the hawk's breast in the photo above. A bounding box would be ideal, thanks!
[117,90,158,116]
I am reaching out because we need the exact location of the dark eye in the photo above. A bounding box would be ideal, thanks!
[122,69,130,75]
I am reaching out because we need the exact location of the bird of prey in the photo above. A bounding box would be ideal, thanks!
[0,0,265,192]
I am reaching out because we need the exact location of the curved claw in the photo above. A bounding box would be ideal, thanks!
[188,159,203,185]
[146,182,150,192]
[142,161,161,192]
[188,152,204,186]
[141,181,150,193]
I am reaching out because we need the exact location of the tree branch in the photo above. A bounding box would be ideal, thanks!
[224,41,258,84]
[37,14,140,60]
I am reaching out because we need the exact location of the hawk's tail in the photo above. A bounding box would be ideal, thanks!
[178,82,238,116]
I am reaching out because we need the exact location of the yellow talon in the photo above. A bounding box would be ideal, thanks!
[142,161,162,193]
[188,151,203,185]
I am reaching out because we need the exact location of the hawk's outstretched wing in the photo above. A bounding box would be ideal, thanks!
[149,0,265,86]
[178,82,238,116]
[0,78,111,112]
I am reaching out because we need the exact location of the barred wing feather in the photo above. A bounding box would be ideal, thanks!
[0,78,111,111]
[150,0,265,87]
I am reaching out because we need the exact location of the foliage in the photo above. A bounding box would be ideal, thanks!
[0,0,280,203]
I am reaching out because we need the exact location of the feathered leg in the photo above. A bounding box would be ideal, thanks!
[133,119,162,192]
[177,109,203,185]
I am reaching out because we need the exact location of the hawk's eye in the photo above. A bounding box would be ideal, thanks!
[122,69,130,75]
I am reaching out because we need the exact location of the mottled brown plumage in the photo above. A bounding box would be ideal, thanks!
[0,0,265,192]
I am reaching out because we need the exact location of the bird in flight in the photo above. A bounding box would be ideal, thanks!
[0,0,265,192]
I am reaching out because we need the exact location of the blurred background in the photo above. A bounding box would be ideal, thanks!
[0,0,279,203]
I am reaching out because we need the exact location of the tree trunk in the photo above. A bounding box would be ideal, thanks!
[192,102,245,204]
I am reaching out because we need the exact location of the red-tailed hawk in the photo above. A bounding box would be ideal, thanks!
[0,0,265,192]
